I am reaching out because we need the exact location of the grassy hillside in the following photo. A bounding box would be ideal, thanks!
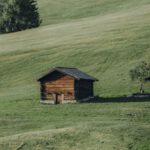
[0,0,150,149]
[37,0,150,26]
[0,0,150,99]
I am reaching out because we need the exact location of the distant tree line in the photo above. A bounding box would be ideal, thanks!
[0,0,41,33]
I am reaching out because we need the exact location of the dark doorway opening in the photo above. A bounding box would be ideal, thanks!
[55,93,64,104]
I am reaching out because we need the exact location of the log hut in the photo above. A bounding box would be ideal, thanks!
[37,67,98,104]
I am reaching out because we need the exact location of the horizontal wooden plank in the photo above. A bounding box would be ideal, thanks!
[46,82,74,85]
[46,85,74,88]
[45,81,73,85]
[45,80,74,83]
[45,87,74,89]
[43,92,74,94]
[46,83,73,85]
[45,86,73,88]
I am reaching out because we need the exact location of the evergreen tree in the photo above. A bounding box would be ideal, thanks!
[0,0,5,22]
[0,0,5,12]
[0,0,41,33]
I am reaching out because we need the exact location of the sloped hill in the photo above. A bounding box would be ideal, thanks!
[37,0,150,26]
[0,1,150,149]
[0,0,150,100]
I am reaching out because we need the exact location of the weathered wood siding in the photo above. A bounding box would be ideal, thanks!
[75,80,93,100]
[40,71,75,100]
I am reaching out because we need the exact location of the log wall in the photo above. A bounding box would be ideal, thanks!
[40,71,75,100]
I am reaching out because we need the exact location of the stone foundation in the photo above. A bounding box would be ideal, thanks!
[40,100,76,104]
[40,96,94,104]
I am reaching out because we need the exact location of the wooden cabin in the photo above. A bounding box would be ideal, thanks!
[37,67,98,104]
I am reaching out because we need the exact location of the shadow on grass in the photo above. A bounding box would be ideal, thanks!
[81,94,150,103]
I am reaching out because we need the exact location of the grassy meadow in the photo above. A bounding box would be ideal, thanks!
[0,101,150,150]
[0,0,150,149]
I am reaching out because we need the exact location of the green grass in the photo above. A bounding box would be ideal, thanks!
[37,0,150,26]
[0,101,150,150]
[0,0,150,149]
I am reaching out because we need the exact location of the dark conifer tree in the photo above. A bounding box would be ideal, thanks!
[0,0,5,22]
[0,0,41,33]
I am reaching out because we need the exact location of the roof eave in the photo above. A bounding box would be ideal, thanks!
[37,68,81,82]
[37,67,99,82]
[55,68,81,80]
[78,78,99,81]
[37,68,56,82]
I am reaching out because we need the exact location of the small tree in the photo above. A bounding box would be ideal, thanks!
[0,0,41,33]
[130,61,150,93]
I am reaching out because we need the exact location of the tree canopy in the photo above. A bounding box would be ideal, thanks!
[130,61,150,93]
[0,0,41,33]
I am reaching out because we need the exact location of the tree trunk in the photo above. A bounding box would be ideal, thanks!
[140,83,144,94]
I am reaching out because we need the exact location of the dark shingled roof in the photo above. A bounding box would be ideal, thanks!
[38,67,98,81]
